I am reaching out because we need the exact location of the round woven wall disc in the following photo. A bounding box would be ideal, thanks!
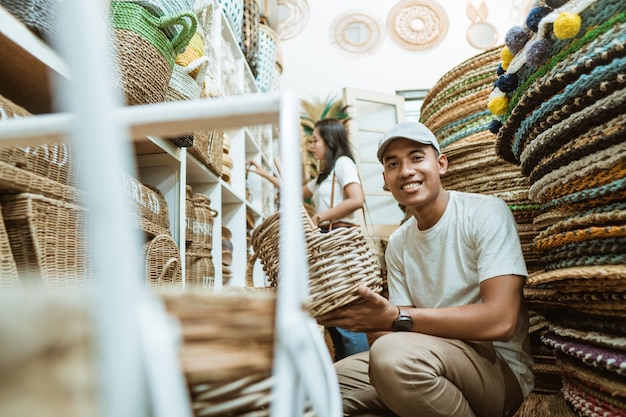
[331,10,384,55]
[387,0,449,51]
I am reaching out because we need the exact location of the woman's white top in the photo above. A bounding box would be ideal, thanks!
[305,156,361,224]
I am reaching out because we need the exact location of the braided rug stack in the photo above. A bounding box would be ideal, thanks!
[488,0,626,415]
[420,46,543,274]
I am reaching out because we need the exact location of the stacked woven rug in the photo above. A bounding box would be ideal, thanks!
[489,0,626,415]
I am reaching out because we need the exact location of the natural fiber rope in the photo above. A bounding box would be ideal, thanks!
[527,264,626,286]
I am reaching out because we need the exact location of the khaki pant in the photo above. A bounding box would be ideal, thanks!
[335,333,524,417]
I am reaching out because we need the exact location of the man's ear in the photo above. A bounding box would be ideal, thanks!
[382,172,389,191]
[438,153,448,175]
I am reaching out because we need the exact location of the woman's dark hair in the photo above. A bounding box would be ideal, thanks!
[315,118,355,185]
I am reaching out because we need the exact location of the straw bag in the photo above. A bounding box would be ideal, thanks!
[110,1,197,105]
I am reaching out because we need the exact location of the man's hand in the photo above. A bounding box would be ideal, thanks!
[315,285,398,333]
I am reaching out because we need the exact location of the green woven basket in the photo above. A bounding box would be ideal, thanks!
[110,1,197,105]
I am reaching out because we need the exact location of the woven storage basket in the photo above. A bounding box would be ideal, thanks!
[0,203,19,290]
[255,23,278,93]
[1,193,90,289]
[143,234,182,286]
[122,174,171,237]
[110,1,197,105]
[157,286,275,416]
[0,0,60,43]
[188,129,224,177]
[241,0,260,77]
[0,94,79,187]
[217,0,244,43]
[250,208,383,317]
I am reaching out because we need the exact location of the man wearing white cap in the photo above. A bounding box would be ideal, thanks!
[317,121,534,417]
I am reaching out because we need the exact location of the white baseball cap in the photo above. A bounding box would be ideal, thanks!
[377,122,441,163]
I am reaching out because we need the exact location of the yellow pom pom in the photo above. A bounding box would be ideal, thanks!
[501,46,514,65]
[488,96,509,115]
[554,12,581,39]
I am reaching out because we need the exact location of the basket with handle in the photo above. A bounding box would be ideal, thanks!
[122,173,171,237]
[185,193,218,287]
[143,233,182,286]
[110,1,197,105]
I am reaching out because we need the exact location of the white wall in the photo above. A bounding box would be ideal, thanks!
[278,0,530,102]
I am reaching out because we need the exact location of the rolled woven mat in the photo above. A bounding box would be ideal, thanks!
[560,356,626,401]
[490,0,623,163]
[549,324,626,351]
[527,264,626,290]
[420,45,501,118]
[561,373,626,417]
[538,237,626,271]
[529,144,626,204]
[438,119,494,149]
[528,111,626,186]
[516,81,626,179]
[542,330,626,376]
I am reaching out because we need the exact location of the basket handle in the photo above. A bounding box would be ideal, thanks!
[157,257,180,285]
[160,12,198,55]
[184,55,210,82]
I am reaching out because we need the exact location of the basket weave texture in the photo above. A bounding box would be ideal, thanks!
[0,203,19,290]
[158,287,275,416]
[188,129,224,177]
[122,174,171,237]
[2,193,90,289]
[250,207,383,317]
[185,192,218,287]
[110,1,197,105]
[144,234,182,286]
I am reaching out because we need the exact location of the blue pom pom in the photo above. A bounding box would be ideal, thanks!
[495,73,519,93]
[496,63,505,76]
[488,119,503,134]
[546,0,568,8]
[505,26,531,55]
[526,6,551,32]
[526,39,552,66]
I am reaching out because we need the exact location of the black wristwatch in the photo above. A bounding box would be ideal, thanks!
[392,306,414,332]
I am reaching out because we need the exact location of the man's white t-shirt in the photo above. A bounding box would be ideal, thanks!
[386,191,535,397]
[305,156,360,224]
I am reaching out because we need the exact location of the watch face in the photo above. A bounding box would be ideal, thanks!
[393,316,414,332]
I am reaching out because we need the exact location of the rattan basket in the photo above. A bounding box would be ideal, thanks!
[110,1,197,105]
[188,129,224,177]
[0,94,79,187]
[250,208,383,317]
[143,234,182,287]
[122,174,171,237]
[0,203,19,290]
[254,23,278,93]
[1,193,90,288]
[0,0,60,44]
[157,286,275,416]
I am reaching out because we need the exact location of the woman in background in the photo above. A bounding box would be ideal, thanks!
[247,117,368,360]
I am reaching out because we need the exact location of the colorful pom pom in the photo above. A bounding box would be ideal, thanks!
[554,12,581,39]
[501,46,514,70]
[495,73,519,93]
[526,38,551,66]
[546,0,568,8]
[496,63,505,76]
[488,96,509,116]
[526,6,551,32]
[505,26,531,55]
[488,119,503,134]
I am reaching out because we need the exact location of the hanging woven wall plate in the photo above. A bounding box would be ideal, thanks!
[276,0,309,40]
[387,0,449,51]
[330,10,384,56]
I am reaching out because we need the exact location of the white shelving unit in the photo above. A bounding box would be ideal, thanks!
[0,1,340,416]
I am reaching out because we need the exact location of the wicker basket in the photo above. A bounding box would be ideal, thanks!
[241,0,260,77]
[1,193,90,289]
[157,286,276,416]
[122,174,171,237]
[143,234,182,286]
[110,1,197,105]
[0,203,19,290]
[250,208,383,317]
[0,94,79,187]
[254,23,278,93]
[188,129,224,177]
[0,0,61,44]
